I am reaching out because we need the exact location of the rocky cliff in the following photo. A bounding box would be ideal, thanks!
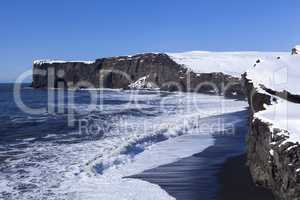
[242,74,300,200]
[292,46,300,55]
[32,53,244,98]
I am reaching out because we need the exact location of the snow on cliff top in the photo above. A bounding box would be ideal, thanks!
[247,52,300,145]
[255,97,300,145]
[167,51,288,77]
[294,45,300,50]
[35,51,290,78]
[34,60,95,65]
[247,54,300,95]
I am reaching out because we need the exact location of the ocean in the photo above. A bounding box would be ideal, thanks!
[0,83,247,200]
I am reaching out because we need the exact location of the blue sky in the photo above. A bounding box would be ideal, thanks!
[1,0,300,82]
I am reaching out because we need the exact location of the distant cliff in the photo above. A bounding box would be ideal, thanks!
[32,53,244,98]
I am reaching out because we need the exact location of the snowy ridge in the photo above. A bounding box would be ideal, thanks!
[167,51,288,77]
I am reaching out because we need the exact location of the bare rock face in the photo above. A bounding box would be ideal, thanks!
[292,45,300,55]
[242,74,300,200]
[32,53,244,98]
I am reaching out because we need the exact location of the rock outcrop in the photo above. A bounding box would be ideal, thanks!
[32,53,244,98]
[292,45,300,55]
[242,74,300,200]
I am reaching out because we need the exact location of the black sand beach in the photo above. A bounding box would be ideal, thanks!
[218,154,274,200]
[131,110,274,200]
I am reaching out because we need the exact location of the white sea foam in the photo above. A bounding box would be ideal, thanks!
[61,135,213,200]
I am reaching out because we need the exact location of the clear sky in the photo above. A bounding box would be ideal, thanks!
[1,0,300,82]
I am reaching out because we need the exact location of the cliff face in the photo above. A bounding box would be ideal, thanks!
[243,74,300,200]
[292,46,300,55]
[32,53,244,98]
[32,61,100,89]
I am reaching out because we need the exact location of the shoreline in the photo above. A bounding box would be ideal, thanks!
[131,110,274,199]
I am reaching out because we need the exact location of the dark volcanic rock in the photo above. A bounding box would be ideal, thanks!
[242,73,300,200]
[32,53,244,98]
[32,61,100,89]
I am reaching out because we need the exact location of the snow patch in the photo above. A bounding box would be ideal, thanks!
[287,145,298,151]
[129,76,159,90]
[269,149,274,156]
[254,97,300,144]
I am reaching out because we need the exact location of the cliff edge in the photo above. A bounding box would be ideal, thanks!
[243,52,300,200]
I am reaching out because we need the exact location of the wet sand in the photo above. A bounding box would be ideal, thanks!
[131,110,274,200]
[217,154,274,200]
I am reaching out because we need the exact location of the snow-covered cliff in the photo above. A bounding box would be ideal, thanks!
[243,50,300,200]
